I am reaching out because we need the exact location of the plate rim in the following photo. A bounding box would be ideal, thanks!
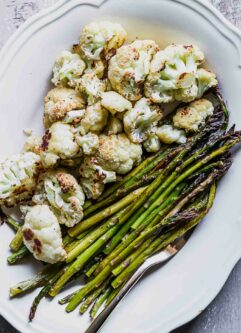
[1,0,241,332]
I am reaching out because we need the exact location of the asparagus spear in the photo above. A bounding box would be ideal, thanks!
[63,187,203,311]
[104,286,121,307]
[109,177,210,271]
[10,265,60,298]
[51,221,130,296]
[66,205,131,263]
[80,281,109,314]
[65,265,112,312]
[111,184,216,289]
[5,216,20,231]
[29,268,65,321]
[90,287,112,319]
[69,187,146,237]
[9,228,23,252]
[7,245,28,265]
[132,132,238,229]
[59,291,77,305]
[94,182,202,274]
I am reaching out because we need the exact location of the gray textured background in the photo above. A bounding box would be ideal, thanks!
[0,0,241,332]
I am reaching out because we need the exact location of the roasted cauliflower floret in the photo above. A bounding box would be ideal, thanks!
[43,87,85,127]
[52,50,85,88]
[40,122,79,168]
[101,91,132,115]
[196,68,218,98]
[143,133,161,152]
[96,134,142,174]
[174,68,218,102]
[76,133,99,155]
[0,152,41,207]
[123,97,163,143]
[79,102,108,135]
[72,43,107,78]
[33,171,85,227]
[84,59,106,78]
[79,156,116,199]
[108,40,159,101]
[79,21,127,60]
[145,44,205,103]
[173,98,214,132]
[76,73,107,105]
[156,124,187,144]
[22,205,66,263]
[104,115,123,135]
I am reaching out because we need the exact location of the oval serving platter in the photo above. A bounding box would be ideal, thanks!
[1,1,241,332]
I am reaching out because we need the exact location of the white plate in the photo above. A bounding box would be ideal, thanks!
[1,0,241,332]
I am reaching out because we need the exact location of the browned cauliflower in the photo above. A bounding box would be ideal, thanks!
[44,87,85,127]
[76,133,99,155]
[0,152,42,207]
[173,98,214,132]
[40,122,80,168]
[104,115,123,135]
[22,205,66,264]
[123,97,163,143]
[76,73,107,105]
[52,51,85,88]
[79,21,127,60]
[145,44,206,103]
[79,156,116,199]
[79,102,108,135]
[33,170,85,227]
[96,134,142,174]
[108,40,159,101]
[100,91,132,115]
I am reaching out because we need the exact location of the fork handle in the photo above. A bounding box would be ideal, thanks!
[85,268,146,333]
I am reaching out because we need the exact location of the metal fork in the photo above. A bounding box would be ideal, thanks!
[85,235,189,333]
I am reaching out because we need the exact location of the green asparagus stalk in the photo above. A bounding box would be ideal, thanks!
[65,265,112,312]
[66,205,131,263]
[7,245,28,265]
[10,265,60,298]
[132,135,237,229]
[29,268,64,321]
[51,219,129,296]
[111,184,216,289]
[105,286,121,307]
[80,280,110,314]
[94,183,191,274]
[5,217,21,231]
[85,261,100,278]
[214,90,229,129]
[90,287,112,319]
[69,187,146,237]
[59,291,77,305]
[9,228,23,252]
[102,183,185,256]
[112,236,156,276]
[109,182,206,271]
